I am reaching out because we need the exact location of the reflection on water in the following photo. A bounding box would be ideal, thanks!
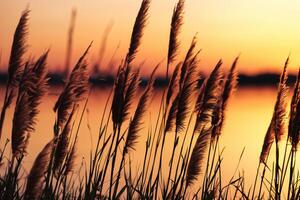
[0,85,294,190]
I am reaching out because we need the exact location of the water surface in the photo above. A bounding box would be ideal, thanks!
[0,85,294,193]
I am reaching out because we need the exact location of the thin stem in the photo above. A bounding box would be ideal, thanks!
[0,84,10,140]
[164,126,179,198]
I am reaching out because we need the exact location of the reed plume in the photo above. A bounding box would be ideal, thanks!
[220,57,239,126]
[124,66,157,154]
[127,0,150,65]
[64,8,76,77]
[112,0,150,128]
[194,60,223,134]
[186,127,211,186]
[176,50,199,132]
[179,36,197,88]
[0,9,29,139]
[111,67,127,127]
[12,51,49,158]
[290,106,300,149]
[211,92,224,140]
[111,65,140,128]
[167,0,184,77]
[8,9,29,87]
[212,57,239,139]
[273,57,289,142]
[195,79,206,113]
[260,57,289,162]
[53,108,74,174]
[288,69,300,150]
[165,94,179,133]
[64,136,77,176]
[94,21,114,74]
[260,118,275,163]
[54,43,91,134]
[166,62,181,105]
[121,70,140,126]
[24,140,54,200]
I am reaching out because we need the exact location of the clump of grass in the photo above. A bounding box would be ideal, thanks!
[253,56,300,200]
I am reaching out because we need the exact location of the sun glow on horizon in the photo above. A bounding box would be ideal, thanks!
[1,0,300,76]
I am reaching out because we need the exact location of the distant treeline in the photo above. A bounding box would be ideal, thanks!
[0,71,297,87]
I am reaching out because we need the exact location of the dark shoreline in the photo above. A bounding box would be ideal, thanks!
[0,72,296,87]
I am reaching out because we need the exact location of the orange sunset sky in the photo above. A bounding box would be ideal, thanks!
[1,0,300,76]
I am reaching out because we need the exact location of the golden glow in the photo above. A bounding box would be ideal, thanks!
[1,0,300,75]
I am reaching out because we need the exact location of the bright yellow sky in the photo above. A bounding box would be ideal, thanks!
[1,0,300,76]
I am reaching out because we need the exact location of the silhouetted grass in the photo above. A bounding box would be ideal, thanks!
[1,1,300,199]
